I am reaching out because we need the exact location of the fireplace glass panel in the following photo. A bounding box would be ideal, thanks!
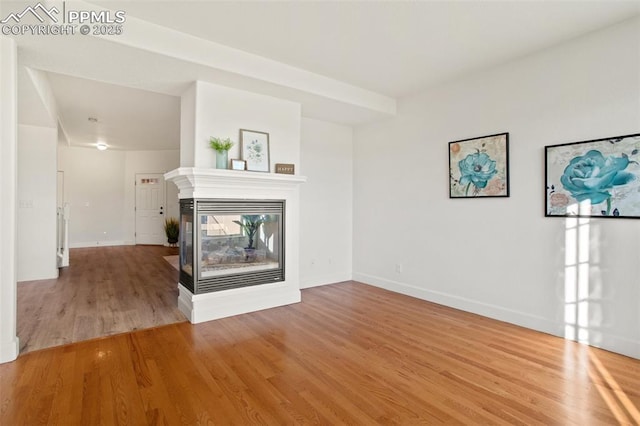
[179,199,285,294]
[198,213,281,279]
[180,209,193,277]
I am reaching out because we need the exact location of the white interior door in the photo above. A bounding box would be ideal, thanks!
[135,173,166,245]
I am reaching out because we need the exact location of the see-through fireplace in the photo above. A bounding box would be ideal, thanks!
[179,199,285,294]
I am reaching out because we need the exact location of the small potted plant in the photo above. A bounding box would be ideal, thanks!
[209,137,234,169]
[164,217,180,246]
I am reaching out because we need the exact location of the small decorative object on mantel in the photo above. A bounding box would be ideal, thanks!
[545,132,640,218]
[240,129,270,172]
[275,163,295,175]
[209,136,235,169]
[449,132,510,198]
[231,159,246,171]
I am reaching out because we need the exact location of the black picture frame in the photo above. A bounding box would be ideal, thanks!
[449,132,510,198]
[545,132,640,218]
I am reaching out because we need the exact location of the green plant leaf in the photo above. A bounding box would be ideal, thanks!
[209,137,235,152]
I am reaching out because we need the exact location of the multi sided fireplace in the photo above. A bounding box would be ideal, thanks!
[164,167,305,324]
[179,199,285,294]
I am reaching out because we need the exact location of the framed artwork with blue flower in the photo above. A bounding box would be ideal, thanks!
[240,129,270,172]
[545,133,640,218]
[449,132,509,198]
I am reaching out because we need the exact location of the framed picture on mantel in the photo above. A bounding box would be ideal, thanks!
[240,129,270,172]
[231,159,246,171]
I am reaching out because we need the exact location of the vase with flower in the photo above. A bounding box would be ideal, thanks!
[209,137,234,169]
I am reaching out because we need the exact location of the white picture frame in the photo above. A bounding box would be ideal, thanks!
[230,159,246,171]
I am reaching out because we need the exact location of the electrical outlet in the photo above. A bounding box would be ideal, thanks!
[395,263,403,273]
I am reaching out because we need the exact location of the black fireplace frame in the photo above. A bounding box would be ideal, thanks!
[179,198,286,294]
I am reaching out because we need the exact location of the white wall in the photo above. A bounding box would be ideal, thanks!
[58,146,179,247]
[180,83,196,167]
[177,81,351,287]
[58,146,126,247]
[123,150,180,244]
[299,118,353,288]
[16,59,60,282]
[17,125,58,281]
[185,81,301,169]
[353,17,640,358]
[24,68,58,127]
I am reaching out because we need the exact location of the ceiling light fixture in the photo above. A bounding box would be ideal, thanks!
[96,142,108,151]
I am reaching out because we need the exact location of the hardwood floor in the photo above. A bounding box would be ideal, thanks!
[17,245,187,353]
[2,282,639,425]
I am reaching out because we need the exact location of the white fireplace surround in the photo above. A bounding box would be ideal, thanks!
[164,167,306,323]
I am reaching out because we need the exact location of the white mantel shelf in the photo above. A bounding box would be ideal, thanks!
[165,167,307,199]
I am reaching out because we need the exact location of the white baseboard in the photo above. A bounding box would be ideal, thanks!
[353,272,560,335]
[69,240,127,248]
[353,272,640,360]
[353,272,564,336]
[300,271,352,289]
[0,336,19,364]
[597,335,640,359]
[17,268,59,282]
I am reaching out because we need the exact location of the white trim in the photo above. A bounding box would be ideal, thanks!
[353,272,561,335]
[300,271,352,289]
[69,240,128,248]
[165,167,307,199]
[0,339,19,364]
[0,36,19,363]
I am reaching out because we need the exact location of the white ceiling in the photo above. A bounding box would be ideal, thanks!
[92,0,640,97]
[47,72,180,151]
[5,0,640,150]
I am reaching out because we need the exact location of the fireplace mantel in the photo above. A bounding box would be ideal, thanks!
[164,167,307,324]
[165,167,307,199]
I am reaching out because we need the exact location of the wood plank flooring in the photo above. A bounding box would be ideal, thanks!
[17,245,187,353]
[3,281,639,425]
